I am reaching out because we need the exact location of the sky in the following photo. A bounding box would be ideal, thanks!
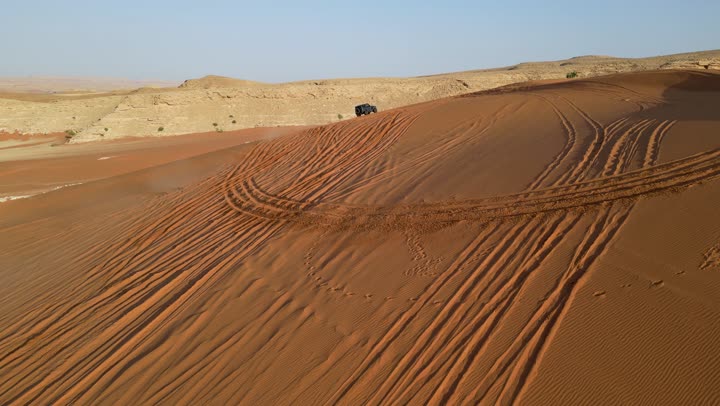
[1,0,718,83]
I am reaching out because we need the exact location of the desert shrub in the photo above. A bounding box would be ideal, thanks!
[64,130,75,142]
[216,128,224,133]
[158,126,164,132]
[229,114,234,118]
[566,71,578,79]
[338,114,343,120]
[232,120,237,124]
[104,128,108,131]
[212,122,218,127]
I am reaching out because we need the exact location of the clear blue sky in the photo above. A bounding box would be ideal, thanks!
[2,0,717,83]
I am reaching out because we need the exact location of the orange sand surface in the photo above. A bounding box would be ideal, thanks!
[1,70,720,404]
[0,127,300,200]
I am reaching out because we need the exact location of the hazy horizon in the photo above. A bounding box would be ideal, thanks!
[3,0,718,83]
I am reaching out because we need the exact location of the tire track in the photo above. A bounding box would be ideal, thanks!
[2,74,716,404]
[644,120,676,167]
[527,94,578,189]
[323,223,500,405]
[324,102,521,201]
[378,214,581,405]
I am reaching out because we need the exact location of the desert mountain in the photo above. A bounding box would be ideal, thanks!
[0,50,718,143]
[178,75,264,89]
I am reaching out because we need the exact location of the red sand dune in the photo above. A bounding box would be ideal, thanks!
[1,70,720,404]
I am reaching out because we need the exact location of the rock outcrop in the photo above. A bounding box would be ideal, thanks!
[1,49,718,143]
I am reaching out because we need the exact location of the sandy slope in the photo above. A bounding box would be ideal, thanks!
[0,50,718,142]
[1,70,720,404]
[0,126,302,201]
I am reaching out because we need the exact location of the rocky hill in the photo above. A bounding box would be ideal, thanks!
[0,50,718,143]
[178,75,264,89]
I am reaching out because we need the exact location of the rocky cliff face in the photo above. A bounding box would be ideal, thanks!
[1,50,718,143]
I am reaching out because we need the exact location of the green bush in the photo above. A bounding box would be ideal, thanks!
[158,126,164,132]
[566,71,578,79]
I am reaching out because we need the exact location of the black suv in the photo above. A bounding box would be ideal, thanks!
[355,103,378,117]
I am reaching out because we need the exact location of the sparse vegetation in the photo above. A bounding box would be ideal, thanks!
[566,71,578,79]
[64,130,76,142]
[232,120,237,124]
[216,128,224,133]
[158,126,164,132]
[104,128,108,132]
[338,114,343,120]
[212,122,218,127]
[229,114,234,118]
